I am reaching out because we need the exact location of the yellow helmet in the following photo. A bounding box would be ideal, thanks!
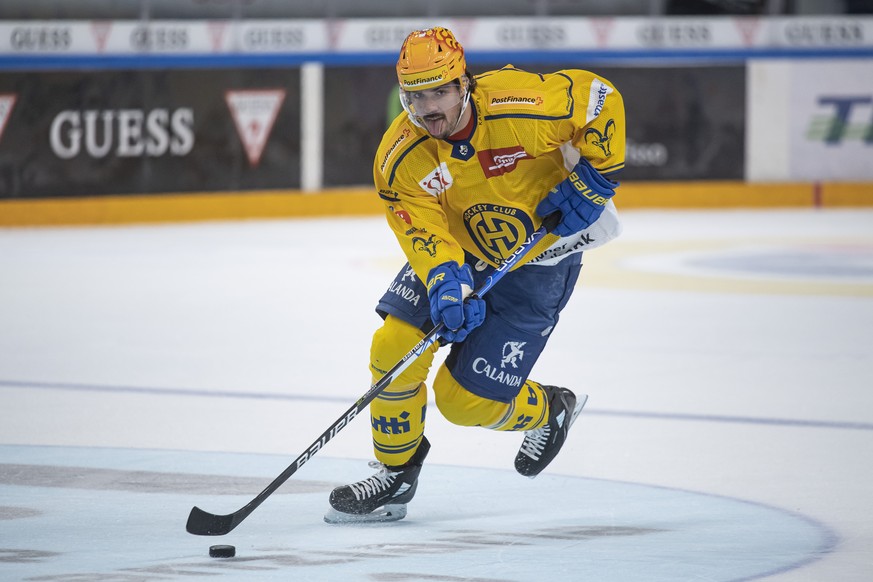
[396,27,467,91]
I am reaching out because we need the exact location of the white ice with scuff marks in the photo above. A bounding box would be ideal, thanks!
[1,209,872,581]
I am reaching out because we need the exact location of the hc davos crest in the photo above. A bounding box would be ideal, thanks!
[463,203,534,265]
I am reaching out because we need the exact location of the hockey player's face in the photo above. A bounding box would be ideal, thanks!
[403,83,464,139]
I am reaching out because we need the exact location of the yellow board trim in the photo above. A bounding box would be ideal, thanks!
[1,182,871,227]
[0,188,380,227]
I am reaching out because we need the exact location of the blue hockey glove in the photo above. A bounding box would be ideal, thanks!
[535,156,618,237]
[426,261,486,343]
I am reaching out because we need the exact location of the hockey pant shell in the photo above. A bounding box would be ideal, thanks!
[370,255,582,466]
[434,366,551,432]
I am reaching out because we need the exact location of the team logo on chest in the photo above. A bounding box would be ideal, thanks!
[463,203,534,264]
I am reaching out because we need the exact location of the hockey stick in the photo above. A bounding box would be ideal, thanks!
[186,213,560,536]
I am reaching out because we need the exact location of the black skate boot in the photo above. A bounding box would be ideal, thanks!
[515,386,587,478]
[324,436,430,524]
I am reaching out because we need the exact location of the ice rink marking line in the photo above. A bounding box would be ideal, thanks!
[4,379,872,432]
[0,444,841,582]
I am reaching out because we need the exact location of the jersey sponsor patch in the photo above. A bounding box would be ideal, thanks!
[463,203,533,264]
[486,89,545,111]
[585,79,613,124]
[378,188,401,202]
[388,204,411,224]
[477,146,533,178]
[379,126,412,175]
[419,162,453,196]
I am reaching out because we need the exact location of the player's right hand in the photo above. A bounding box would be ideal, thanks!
[425,261,485,343]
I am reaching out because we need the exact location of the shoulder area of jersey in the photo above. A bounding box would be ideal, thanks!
[475,65,567,117]
[375,116,429,177]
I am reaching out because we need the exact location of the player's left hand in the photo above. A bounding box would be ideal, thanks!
[536,157,618,237]
[426,261,486,343]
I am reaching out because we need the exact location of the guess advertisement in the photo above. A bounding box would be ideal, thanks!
[0,69,300,199]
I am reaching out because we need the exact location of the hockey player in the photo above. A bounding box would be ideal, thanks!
[326,27,625,523]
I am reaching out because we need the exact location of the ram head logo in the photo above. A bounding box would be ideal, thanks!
[412,234,441,257]
[584,118,616,157]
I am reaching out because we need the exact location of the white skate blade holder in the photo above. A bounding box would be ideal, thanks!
[324,503,408,524]
[571,394,588,426]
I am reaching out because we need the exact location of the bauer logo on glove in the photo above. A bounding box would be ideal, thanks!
[566,171,610,206]
[440,293,460,303]
[426,272,446,289]
[535,156,619,238]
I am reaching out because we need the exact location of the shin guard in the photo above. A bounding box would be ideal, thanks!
[369,315,436,466]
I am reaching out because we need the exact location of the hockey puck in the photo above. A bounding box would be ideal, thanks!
[209,544,235,558]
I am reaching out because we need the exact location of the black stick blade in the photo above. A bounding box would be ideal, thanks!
[186,506,238,536]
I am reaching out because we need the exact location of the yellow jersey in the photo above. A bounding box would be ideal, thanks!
[373,65,626,281]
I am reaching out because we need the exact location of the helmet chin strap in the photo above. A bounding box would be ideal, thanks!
[446,90,472,136]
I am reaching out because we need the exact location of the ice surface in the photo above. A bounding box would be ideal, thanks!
[1,209,872,581]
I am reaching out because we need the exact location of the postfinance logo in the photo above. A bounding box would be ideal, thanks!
[487,89,545,111]
[463,203,533,264]
[401,66,451,89]
[380,127,412,173]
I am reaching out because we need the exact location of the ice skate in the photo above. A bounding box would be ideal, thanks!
[515,386,587,478]
[325,437,430,524]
